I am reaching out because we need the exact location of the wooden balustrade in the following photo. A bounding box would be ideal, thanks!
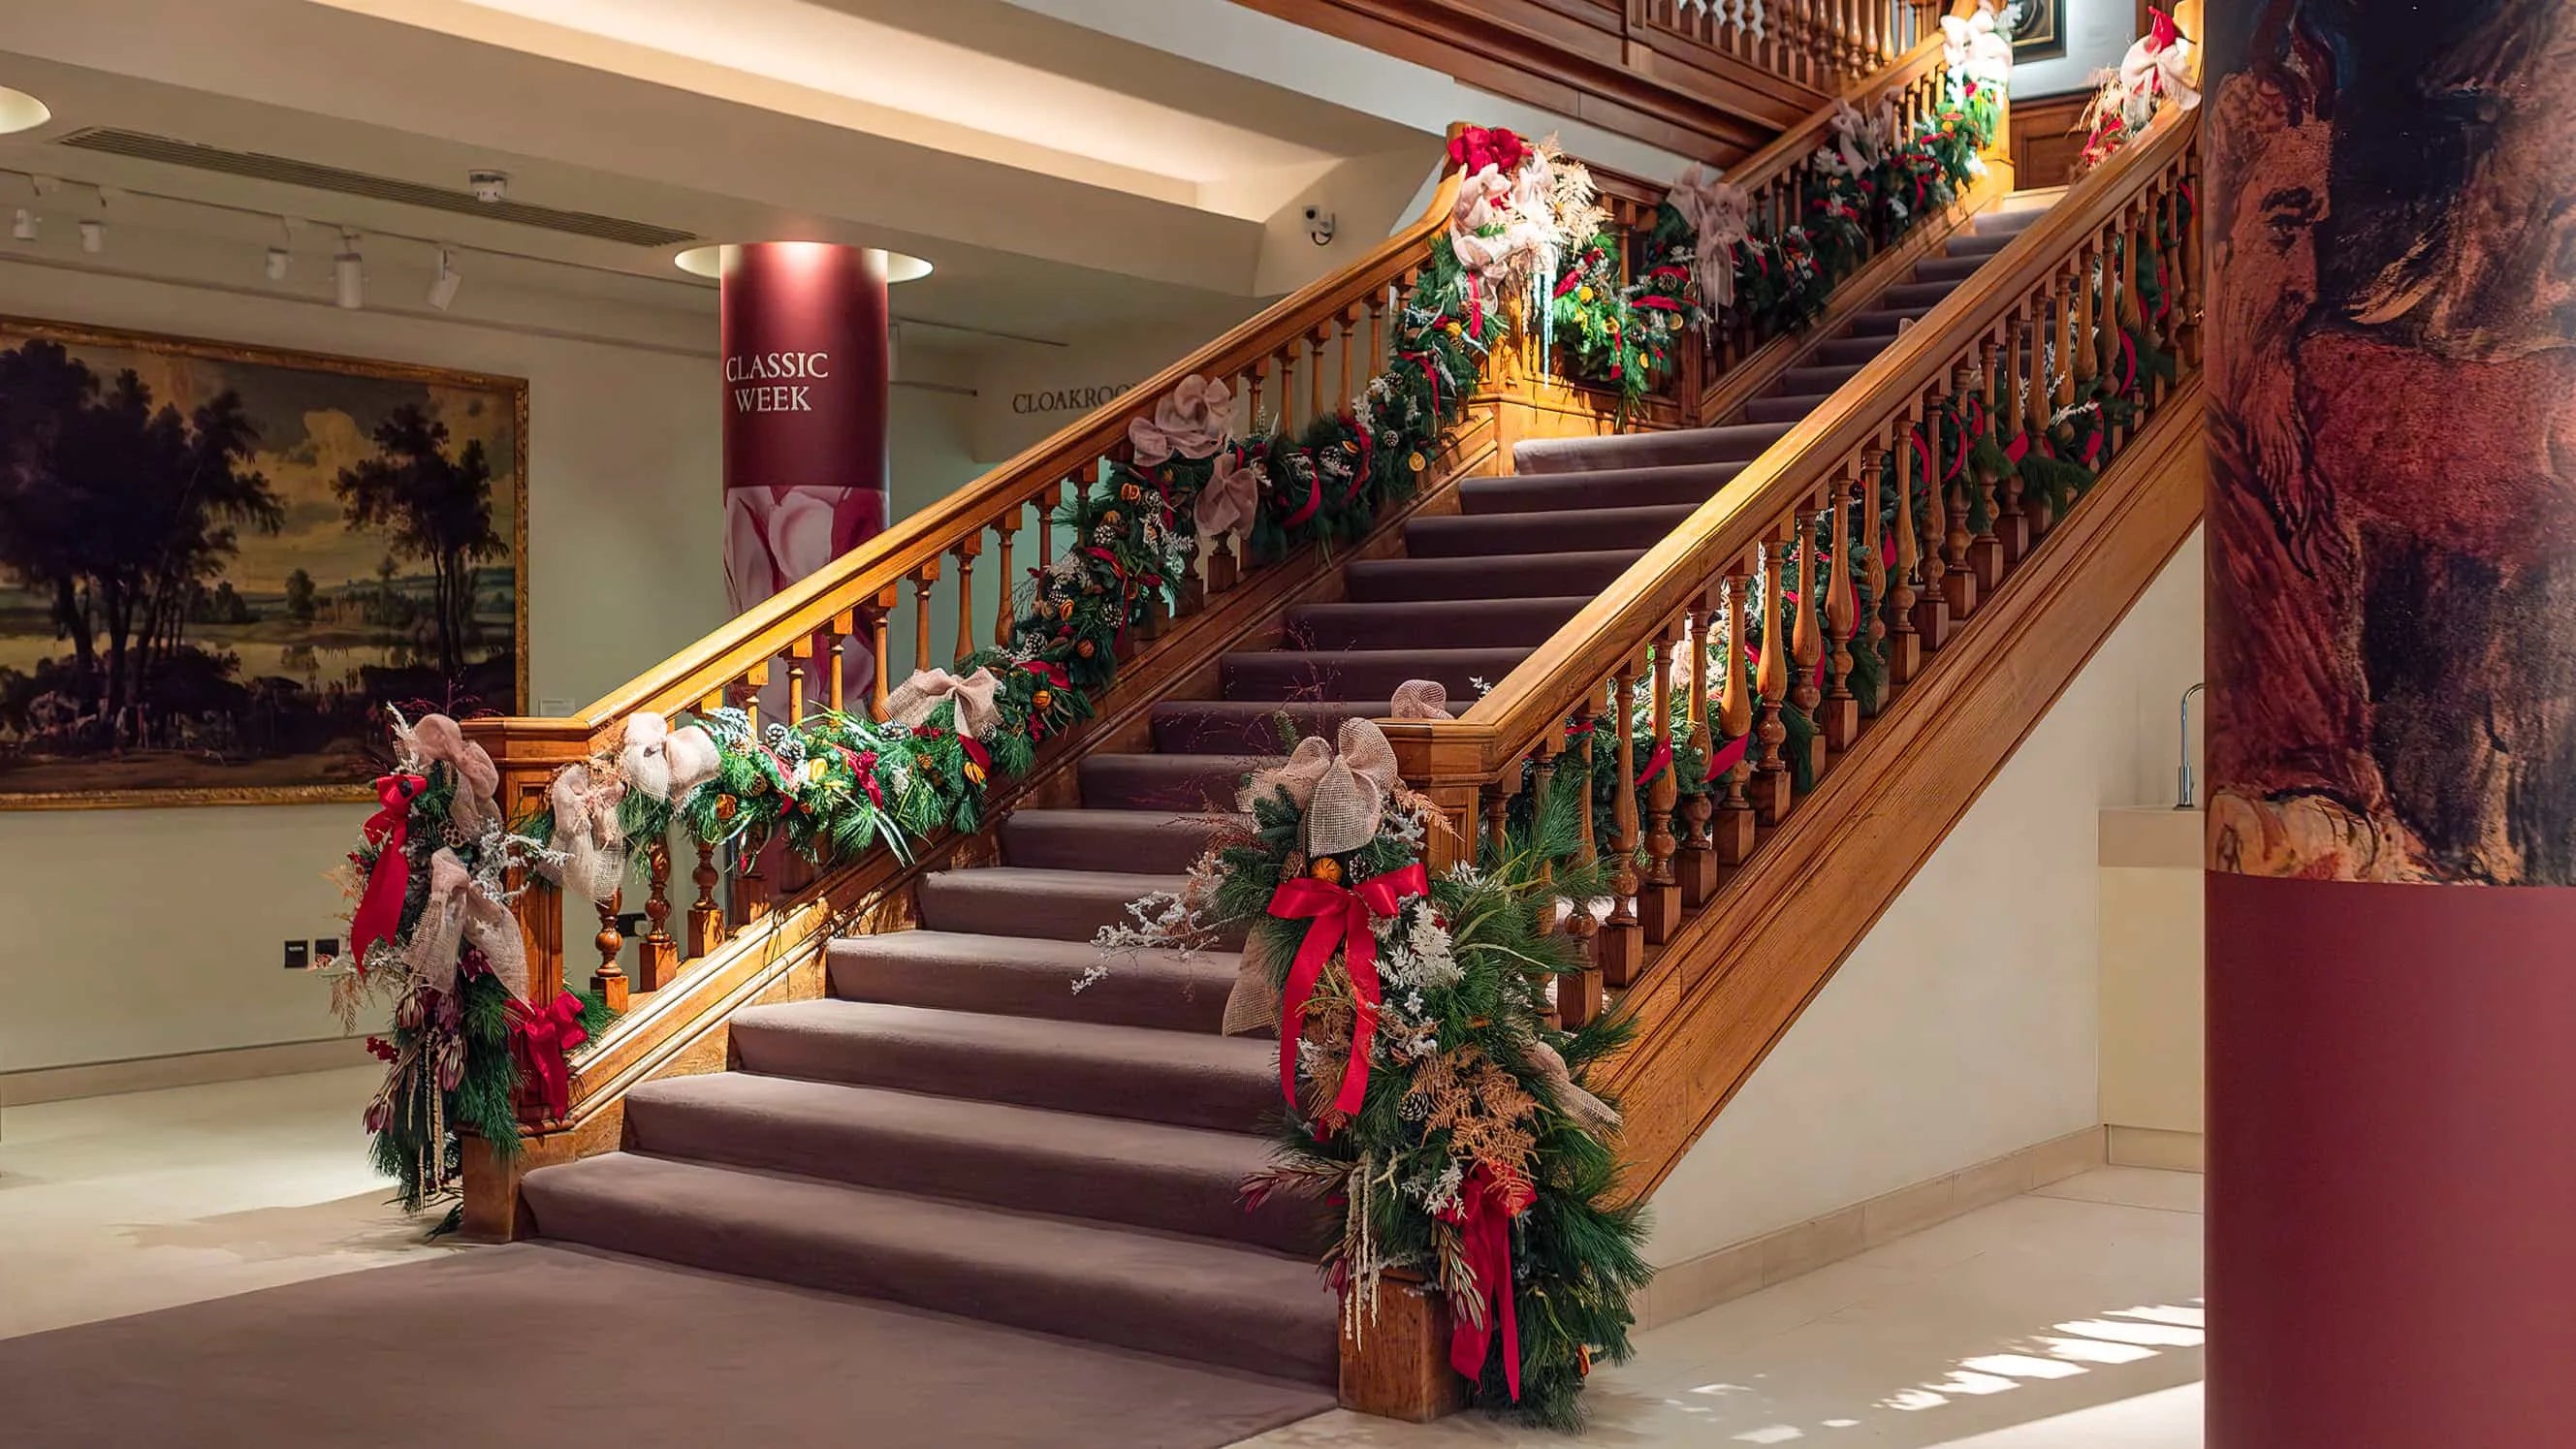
[1393,109,2205,1041]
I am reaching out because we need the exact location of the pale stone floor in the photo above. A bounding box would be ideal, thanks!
[0,1071,2202,1446]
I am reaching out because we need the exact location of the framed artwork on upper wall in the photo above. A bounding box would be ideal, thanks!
[0,316,527,809]
[2013,0,2067,61]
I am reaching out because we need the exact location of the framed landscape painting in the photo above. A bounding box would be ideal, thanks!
[0,317,526,808]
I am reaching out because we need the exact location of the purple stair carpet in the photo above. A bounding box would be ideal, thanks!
[518,193,2052,1393]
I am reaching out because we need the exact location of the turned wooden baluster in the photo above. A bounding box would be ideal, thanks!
[1969,334,2005,593]
[1789,500,1825,782]
[1484,788,1510,870]
[1887,415,1923,681]
[1822,468,1860,752]
[993,507,1020,647]
[870,584,899,720]
[687,836,723,958]
[908,562,938,678]
[1530,729,1562,1029]
[1908,394,1954,651]
[785,643,810,728]
[1998,319,2032,564]
[1679,588,1721,902]
[1600,658,1644,987]
[1562,695,1604,1026]
[591,889,627,1012]
[2175,163,2203,367]
[1941,371,1979,620]
[1642,621,1683,939]
[725,673,772,926]
[1717,564,1759,858]
[636,838,679,991]
[2073,238,2101,400]
[1859,442,1889,707]
[1276,344,1299,433]
[1751,532,1794,825]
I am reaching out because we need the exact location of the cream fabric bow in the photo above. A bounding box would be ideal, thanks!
[1670,164,1750,313]
[1196,451,1262,549]
[2118,13,2199,112]
[1388,678,1453,721]
[619,711,723,803]
[1943,2,2014,88]
[886,667,1002,740]
[406,847,529,1001]
[1245,716,1403,858]
[544,761,629,904]
[1127,375,1232,467]
[398,712,501,835]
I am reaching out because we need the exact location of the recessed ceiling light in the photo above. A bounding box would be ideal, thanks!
[0,87,48,136]
[674,243,932,283]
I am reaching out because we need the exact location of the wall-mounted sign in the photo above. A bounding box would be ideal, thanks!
[1010,382,1133,416]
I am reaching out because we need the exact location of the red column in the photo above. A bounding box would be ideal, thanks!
[718,242,891,614]
[2203,6,2576,1445]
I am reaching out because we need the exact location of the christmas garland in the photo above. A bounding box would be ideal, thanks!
[1095,716,1649,1429]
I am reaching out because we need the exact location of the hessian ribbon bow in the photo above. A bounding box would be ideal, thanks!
[507,992,591,1120]
[349,772,426,962]
[1266,861,1428,1118]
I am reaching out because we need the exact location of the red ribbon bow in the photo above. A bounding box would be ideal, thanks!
[1446,125,1529,178]
[507,991,591,1120]
[348,772,427,963]
[1442,1164,1535,1400]
[1266,862,1428,1118]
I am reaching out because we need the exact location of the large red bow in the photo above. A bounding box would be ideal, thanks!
[508,992,591,1120]
[348,772,426,963]
[1442,1164,1536,1399]
[1266,862,1428,1118]
[1446,125,1529,178]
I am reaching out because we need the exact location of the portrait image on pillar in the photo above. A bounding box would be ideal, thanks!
[2205,0,2576,885]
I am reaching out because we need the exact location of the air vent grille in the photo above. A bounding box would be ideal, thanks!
[55,128,697,248]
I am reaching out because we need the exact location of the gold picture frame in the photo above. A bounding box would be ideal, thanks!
[0,315,529,810]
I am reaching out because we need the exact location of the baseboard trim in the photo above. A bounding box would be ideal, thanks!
[2107,1124,2204,1171]
[0,1035,373,1107]
[1637,1125,2109,1330]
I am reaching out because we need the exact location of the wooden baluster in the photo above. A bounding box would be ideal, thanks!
[1998,320,2032,564]
[2176,167,2203,367]
[725,674,771,927]
[870,585,898,719]
[2073,238,2100,396]
[1309,326,1328,427]
[1484,789,1510,869]
[1752,533,1794,825]
[1969,335,2005,592]
[1822,469,1860,753]
[909,563,938,677]
[1600,656,1644,985]
[1940,373,1979,620]
[2054,255,2080,413]
[1888,413,1923,681]
[1248,354,1267,429]
[1341,305,1361,414]
[993,507,1019,646]
[1858,443,1889,709]
[687,836,723,958]
[1530,730,1561,1029]
[590,889,627,1012]
[1680,589,1721,903]
[953,535,981,657]
[1641,623,1683,939]
[1369,292,1387,379]
[785,642,810,727]
[1908,394,1954,652]
[1277,345,1298,433]
[636,838,679,990]
[822,611,849,716]
[1790,500,1825,782]
[1713,565,1758,860]
[1561,694,1604,1026]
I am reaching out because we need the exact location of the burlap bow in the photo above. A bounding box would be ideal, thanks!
[1127,375,1232,467]
[2119,9,2199,111]
[620,710,722,802]
[1943,1,2014,88]
[1670,164,1749,312]
[543,761,629,904]
[1389,678,1453,721]
[885,667,1002,740]
[1523,1037,1621,1137]
[398,712,501,835]
[406,847,528,1001]
[1245,716,1401,858]
[1196,450,1261,549]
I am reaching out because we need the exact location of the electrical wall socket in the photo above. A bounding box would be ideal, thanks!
[315,936,341,961]
[282,939,311,969]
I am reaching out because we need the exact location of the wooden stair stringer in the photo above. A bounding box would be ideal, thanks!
[1603,381,2208,1197]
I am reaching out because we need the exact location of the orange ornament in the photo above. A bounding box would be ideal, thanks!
[1310,856,1342,883]
[1076,640,1097,659]
[1032,688,1054,711]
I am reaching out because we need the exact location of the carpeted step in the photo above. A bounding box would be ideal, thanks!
[1743,391,1833,425]
[1403,502,1694,557]
[1344,550,1640,602]
[1945,228,2019,259]
[1910,252,1988,284]
[830,929,1242,1032]
[830,930,1244,1033]
[1844,303,1938,336]
[1511,420,1792,474]
[1151,699,1392,754]
[1813,332,1902,367]
[1459,460,1744,514]
[1078,751,1262,812]
[729,998,1277,1132]
[1774,362,1866,395]
[521,1151,1338,1385]
[1220,646,1525,702]
[916,866,1239,944]
[1972,205,2049,236]
[618,1074,1320,1254]
[1001,808,1239,874]
[1285,596,1584,650]
[1879,278,1964,311]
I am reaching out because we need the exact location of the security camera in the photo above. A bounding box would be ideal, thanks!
[1302,205,1337,247]
[466,170,509,204]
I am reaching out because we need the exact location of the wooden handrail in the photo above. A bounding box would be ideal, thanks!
[1391,107,2199,786]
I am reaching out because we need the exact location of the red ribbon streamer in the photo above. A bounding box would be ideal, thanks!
[507,992,591,1120]
[1442,1165,1533,1400]
[1635,739,1672,788]
[1277,457,1324,529]
[1266,862,1428,1118]
[348,772,427,963]
[1700,730,1750,784]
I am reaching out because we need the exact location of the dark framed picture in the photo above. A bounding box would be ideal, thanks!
[2013,0,2066,61]
[0,316,527,809]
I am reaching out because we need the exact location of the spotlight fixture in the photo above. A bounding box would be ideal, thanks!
[78,219,103,254]
[334,230,365,309]
[265,245,291,281]
[426,247,461,311]
[9,207,32,242]
[0,86,47,137]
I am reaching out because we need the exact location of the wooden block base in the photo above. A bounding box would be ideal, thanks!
[1998,515,2030,566]
[686,906,724,960]
[1914,595,1952,651]
[1639,881,1684,945]
[1944,567,1979,619]
[1596,920,1644,988]
[1887,629,1924,685]
[1821,696,1860,753]
[591,964,630,1013]
[635,935,681,992]
[1970,536,2004,592]
[1340,1276,1468,1422]
[1557,947,1605,1026]
[1712,805,1757,866]
[1751,768,1794,827]
[1679,844,1722,906]
[1800,735,1827,788]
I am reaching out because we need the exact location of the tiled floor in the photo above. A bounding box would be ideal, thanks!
[0,1073,2202,1446]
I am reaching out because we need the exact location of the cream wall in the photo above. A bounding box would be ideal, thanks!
[0,261,984,1075]
[1646,526,2204,1267]
[2014,0,2140,99]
